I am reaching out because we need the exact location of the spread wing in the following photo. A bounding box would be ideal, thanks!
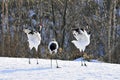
[73,30,90,46]
[27,32,41,50]
[71,40,86,52]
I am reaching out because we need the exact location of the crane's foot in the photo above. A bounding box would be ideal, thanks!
[81,63,83,66]
[84,63,87,66]
[81,63,87,66]
[29,61,31,64]
[56,66,61,68]
[37,62,39,64]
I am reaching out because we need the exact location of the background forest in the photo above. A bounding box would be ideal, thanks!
[0,0,120,63]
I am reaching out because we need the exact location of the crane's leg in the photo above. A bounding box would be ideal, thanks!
[28,50,32,64]
[56,53,59,68]
[81,51,83,66]
[36,51,39,64]
[81,60,83,66]
[36,59,39,64]
[51,53,53,68]
[83,52,87,66]
[81,51,87,66]
[29,57,31,64]
[83,60,87,66]
[36,58,39,64]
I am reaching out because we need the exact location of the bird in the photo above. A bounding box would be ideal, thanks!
[71,28,90,66]
[23,24,42,64]
[48,39,60,68]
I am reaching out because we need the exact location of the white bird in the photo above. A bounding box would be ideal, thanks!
[23,25,42,64]
[48,39,60,68]
[71,28,90,66]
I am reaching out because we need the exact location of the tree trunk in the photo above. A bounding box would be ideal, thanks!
[5,0,10,56]
[108,0,117,63]
[51,0,56,25]
[111,0,117,62]
[1,0,5,56]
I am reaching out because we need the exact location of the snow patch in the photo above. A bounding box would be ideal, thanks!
[0,57,120,80]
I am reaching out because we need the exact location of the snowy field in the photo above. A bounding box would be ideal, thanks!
[0,57,120,80]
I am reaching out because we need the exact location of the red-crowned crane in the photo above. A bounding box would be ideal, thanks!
[71,28,90,66]
[23,24,42,64]
[48,39,60,68]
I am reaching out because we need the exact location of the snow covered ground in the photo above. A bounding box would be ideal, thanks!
[0,57,120,80]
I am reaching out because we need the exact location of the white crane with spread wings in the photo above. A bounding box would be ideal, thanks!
[23,25,42,64]
[71,28,90,66]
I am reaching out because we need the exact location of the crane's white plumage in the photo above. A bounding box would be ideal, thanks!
[71,28,90,66]
[48,39,59,68]
[23,29,41,51]
[72,28,90,52]
[23,25,42,64]
[71,40,86,52]
[48,40,59,54]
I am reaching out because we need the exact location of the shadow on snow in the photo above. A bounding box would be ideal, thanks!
[0,67,51,74]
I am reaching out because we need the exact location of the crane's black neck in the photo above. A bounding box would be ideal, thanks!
[72,28,80,34]
[28,29,41,35]
[28,30,34,34]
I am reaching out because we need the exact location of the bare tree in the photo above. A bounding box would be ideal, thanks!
[0,0,119,63]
